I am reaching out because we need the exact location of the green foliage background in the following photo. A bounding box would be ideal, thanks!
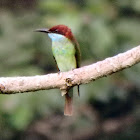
[0,0,140,139]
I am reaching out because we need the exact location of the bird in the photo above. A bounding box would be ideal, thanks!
[35,25,81,116]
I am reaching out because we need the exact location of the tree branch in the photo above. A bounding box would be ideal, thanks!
[0,45,140,94]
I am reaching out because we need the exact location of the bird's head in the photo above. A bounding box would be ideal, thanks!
[35,25,74,41]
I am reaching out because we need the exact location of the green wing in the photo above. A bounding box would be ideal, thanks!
[73,38,81,96]
[73,39,81,68]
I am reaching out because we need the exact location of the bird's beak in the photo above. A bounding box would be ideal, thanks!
[34,28,50,33]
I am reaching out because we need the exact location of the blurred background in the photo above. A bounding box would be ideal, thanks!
[0,0,140,140]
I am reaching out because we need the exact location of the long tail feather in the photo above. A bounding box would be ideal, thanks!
[64,89,73,116]
[77,85,80,96]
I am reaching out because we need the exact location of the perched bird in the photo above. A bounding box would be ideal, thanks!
[35,25,81,116]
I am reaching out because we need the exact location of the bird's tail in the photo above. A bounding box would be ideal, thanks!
[64,88,73,116]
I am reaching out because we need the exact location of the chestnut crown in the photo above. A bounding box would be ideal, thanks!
[48,25,74,40]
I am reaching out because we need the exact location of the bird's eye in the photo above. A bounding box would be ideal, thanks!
[55,29,58,33]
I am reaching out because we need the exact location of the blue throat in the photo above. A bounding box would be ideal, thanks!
[48,33,65,42]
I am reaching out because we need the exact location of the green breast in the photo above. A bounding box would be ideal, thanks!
[52,38,76,72]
